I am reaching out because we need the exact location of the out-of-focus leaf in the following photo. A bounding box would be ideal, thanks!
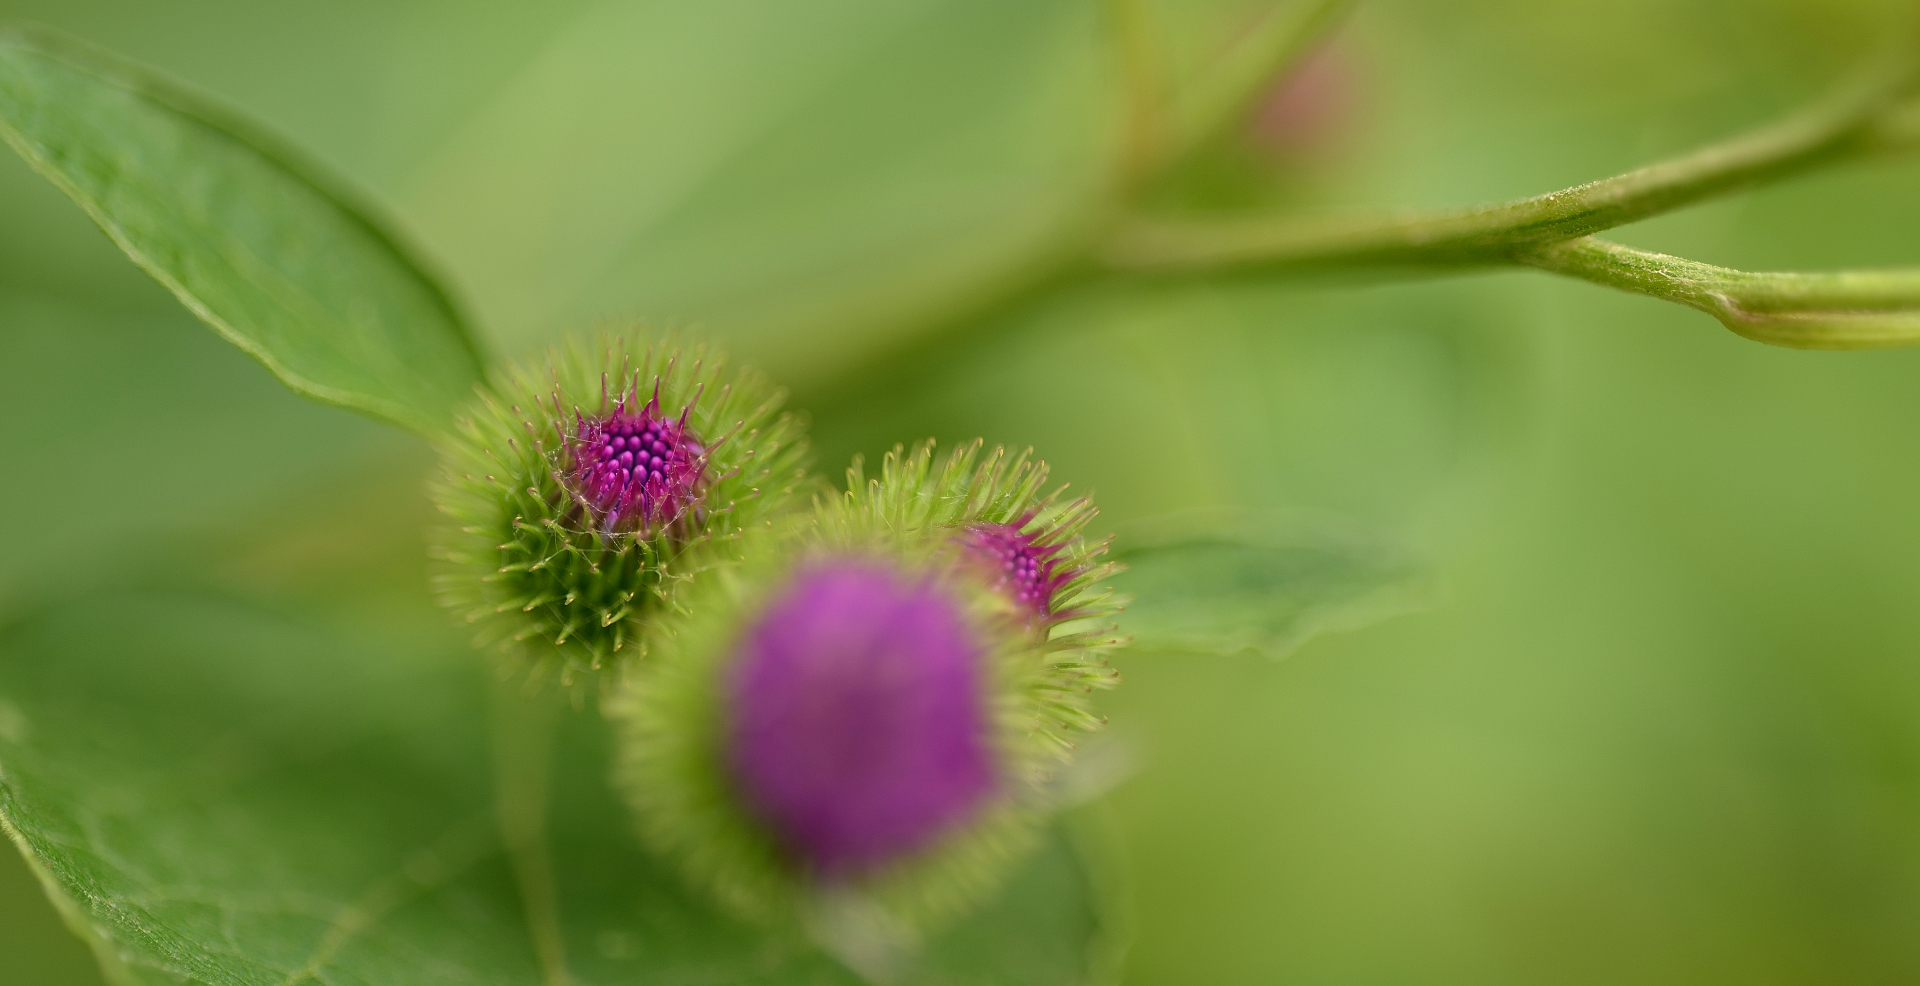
[0,591,1118,985]
[404,0,1338,385]
[1112,527,1427,657]
[811,273,1517,538]
[406,0,1114,381]
[0,289,399,606]
[0,28,485,435]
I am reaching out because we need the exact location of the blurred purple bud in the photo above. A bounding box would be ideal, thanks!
[1248,43,1359,160]
[726,560,996,876]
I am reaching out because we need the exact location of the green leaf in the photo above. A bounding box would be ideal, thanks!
[0,591,1120,986]
[0,28,485,436]
[1112,524,1428,658]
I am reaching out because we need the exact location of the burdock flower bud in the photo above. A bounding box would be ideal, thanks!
[431,329,807,685]
[611,444,1122,935]
[850,440,1122,665]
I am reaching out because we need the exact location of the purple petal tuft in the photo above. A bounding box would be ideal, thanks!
[568,388,705,533]
[961,520,1069,617]
[726,560,997,876]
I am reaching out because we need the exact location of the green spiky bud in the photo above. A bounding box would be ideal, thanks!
[848,440,1122,648]
[431,329,808,686]
[609,440,1122,938]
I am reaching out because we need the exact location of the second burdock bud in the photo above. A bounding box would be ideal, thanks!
[612,441,1124,932]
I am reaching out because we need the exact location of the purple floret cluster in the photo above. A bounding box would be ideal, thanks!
[569,392,706,534]
[960,519,1069,619]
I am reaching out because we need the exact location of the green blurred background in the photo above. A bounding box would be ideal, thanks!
[6,0,1920,982]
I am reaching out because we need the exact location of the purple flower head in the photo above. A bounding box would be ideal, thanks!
[960,518,1071,618]
[726,560,998,878]
[568,386,706,534]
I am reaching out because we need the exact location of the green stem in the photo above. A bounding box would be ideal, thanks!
[1521,237,1920,349]
[490,678,574,986]
[1102,58,1920,273]
[1101,0,1167,188]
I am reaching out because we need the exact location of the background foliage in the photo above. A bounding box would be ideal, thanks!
[5,0,1920,983]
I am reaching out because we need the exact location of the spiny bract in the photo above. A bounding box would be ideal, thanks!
[431,329,808,686]
[610,440,1122,932]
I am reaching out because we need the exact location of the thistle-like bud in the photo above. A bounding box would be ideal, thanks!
[848,440,1120,650]
[431,329,808,686]
[611,440,1122,935]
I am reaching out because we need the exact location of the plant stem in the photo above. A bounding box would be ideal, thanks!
[1102,59,1920,274]
[1082,29,1920,350]
[490,678,574,986]
[1102,0,1167,188]
[1521,237,1920,349]
[803,0,1357,408]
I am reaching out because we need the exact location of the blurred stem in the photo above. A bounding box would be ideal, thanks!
[812,4,1920,407]
[491,678,574,986]
[804,0,1356,406]
[1868,92,1920,149]
[1102,0,1166,188]
[1101,56,1920,273]
[1521,237,1920,349]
